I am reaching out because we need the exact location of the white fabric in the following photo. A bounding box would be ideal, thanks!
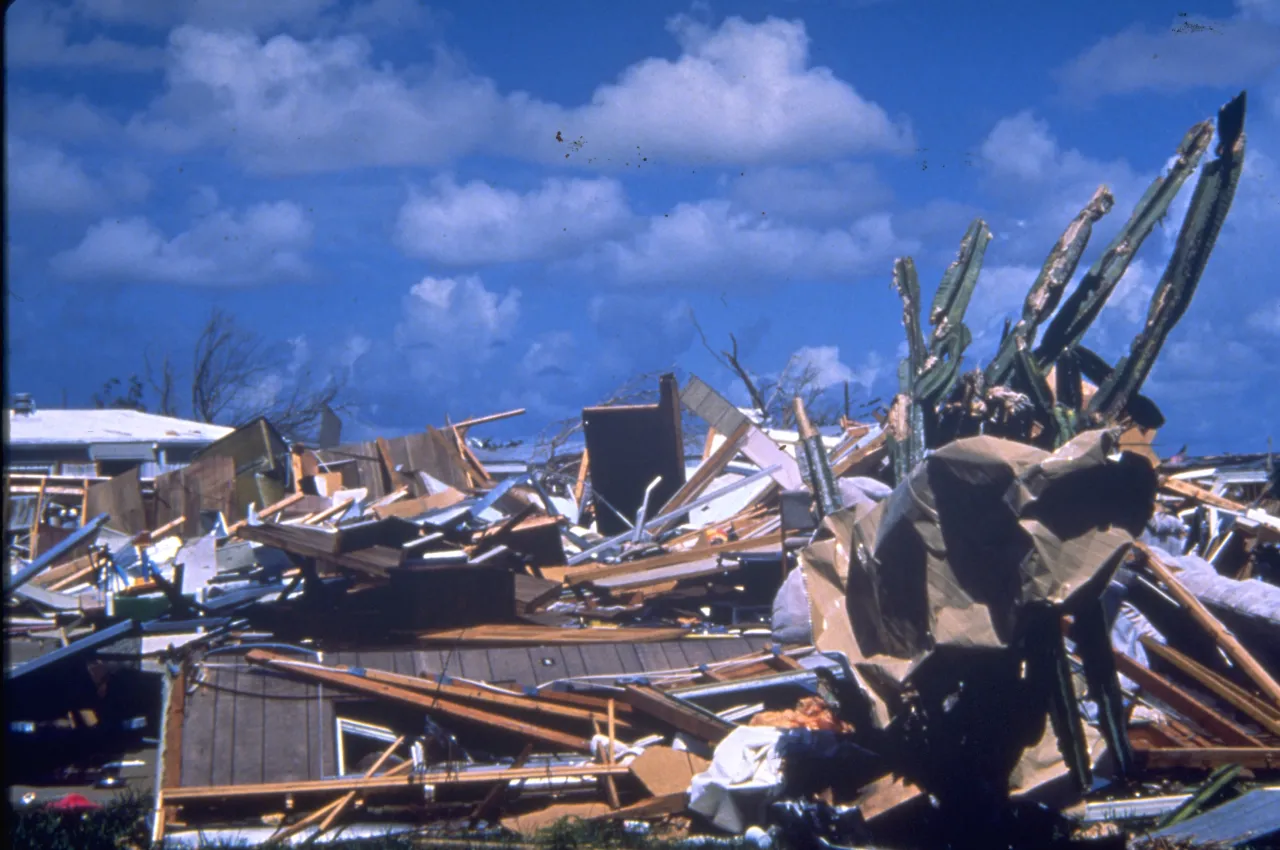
[688,727,784,833]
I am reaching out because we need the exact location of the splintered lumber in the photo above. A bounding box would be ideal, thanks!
[453,408,527,431]
[227,492,306,533]
[312,662,631,728]
[246,651,591,751]
[302,497,354,525]
[653,420,751,531]
[411,625,689,646]
[1114,652,1260,747]
[623,684,734,745]
[1135,747,1280,771]
[831,430,888,477]
[565,538,778,587]
[471,743,534,827]
[165,763,632,803]
[1160,476,1250,512]
[1140,637,1280,736]
[1138,542,1280,708]
[274,740,409,842]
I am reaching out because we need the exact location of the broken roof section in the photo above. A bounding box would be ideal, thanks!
[7,408,234,448]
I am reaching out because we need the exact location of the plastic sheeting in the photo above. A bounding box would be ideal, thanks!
[689,727,785,833]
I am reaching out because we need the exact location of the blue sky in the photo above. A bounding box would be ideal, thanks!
[5,0,1280,453]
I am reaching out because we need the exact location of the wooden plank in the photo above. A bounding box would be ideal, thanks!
[486,646,540,689]
[623,684,733,745]
[654,420,750,529]
[1141,637,1280,736]
[634,642,674,674]
[247,651,591,752]
[305,682,323,782]
[577,643,626,678]
[527,647,567,686]
[262,669,310,783]
[180,670,215,788]
[1135,747,1280,771]
[613,642,646,675]
[1159,476,1249,512]
[677,639,717,668]
[165,763,632,803]
[1139,543,1280,709]
[559,645,590,679]
[85,468,147,535]
[453,648,494,683]
[162,664,188,790]
[1114,651,1260,747]
[232,667,267,785]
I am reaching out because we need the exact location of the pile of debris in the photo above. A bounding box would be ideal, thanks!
[6,91,1279,850]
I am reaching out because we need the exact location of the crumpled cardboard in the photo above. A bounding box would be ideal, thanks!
[800,429,1154,769]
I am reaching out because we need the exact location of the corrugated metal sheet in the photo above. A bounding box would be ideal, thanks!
[1148,787,1280,847]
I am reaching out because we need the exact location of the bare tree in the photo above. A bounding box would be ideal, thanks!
[144,351,178,417]
[103,308,348,442]
[188,310,348,442]
[688,310,845,428]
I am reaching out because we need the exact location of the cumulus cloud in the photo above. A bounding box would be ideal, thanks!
[127,27,505,172]
[5,0,164,71]
[1248,299,1280,334]
[578,201,915,286]
[50,201,313,284]
[395,176,632,265]
[726,162,893,222]
[521,15,913,164]
[789,346,881,393]
[6,138,105,214]
[393,275,521,382]
[521,332,577,378]
[1055,5,1280,103]
[125,15,909,173]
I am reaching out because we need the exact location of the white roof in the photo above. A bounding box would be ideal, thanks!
[7,409,234,447]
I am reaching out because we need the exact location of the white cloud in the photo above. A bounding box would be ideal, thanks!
[579,201,915,286]
[6,92,124,143]
[6,138,104,214]
[1247,299,1280,334]
[727,162,893,222]
[521,15,913,165]
[395,176,632,265]
[1055,9,1280,102]
[337,334,373,369]
[127,27,505,172]
[51,201,313,284]
[5,1,164,72]
[125,16,909,173]
[5,137,152,214]
[393,275,521,382]
[979,113,1059,183]
[521,332,577,378]
[789,346,881,393]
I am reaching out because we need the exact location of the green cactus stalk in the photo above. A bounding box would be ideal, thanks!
[1091,92,1247,421]
[889,258,927,481]
[985,186,1114,387]
[1035,120,1215,369]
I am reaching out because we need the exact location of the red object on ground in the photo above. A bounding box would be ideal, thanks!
[46,793,102,812]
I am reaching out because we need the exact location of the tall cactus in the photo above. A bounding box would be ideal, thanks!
[986,186,1114,387]
[1035,120,1215,369]
[916,219,991,409]
[890,258,927,480]
[1091,92,1247,420]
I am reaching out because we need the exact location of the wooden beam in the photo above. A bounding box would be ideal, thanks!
[247,651,591,751]
[452,408,527,431]
[573,449,590,507]
[1159,476,1249,513]
[653,420,751,533]
[1114,651,1260,747]
[470,743,533,827]
[1139,542,1280,709]
[564,538,777,587]
[1140,637,1280,736]
[622,684,733,745]
[164,764,632,803]
[1135,746,1280,771]
[302,497,354,526]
